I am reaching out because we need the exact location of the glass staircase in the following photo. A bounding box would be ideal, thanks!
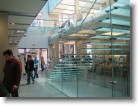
[46,0,130,97]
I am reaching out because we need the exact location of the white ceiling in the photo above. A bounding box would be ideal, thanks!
[0,0,47,43]
[50,0,107,15]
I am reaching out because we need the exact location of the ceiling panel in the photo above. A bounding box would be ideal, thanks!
[0,0,47,14]
[8,24,29,30]
[57,5,75,10]
[0,0,47,43]
[8,15,35,23]
[52,9,75,15]
[51,0,106,16]
[8,34,24,37]
[61,0,75,5]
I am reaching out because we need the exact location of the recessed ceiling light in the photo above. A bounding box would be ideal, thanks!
[13,41,18,43]
[11,23,15,25]
[17,30,25,33]
[8,23,15,25]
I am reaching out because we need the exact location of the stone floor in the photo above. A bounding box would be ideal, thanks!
[19,70,67,98]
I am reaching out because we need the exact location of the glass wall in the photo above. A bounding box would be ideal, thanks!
[46,0,131,97]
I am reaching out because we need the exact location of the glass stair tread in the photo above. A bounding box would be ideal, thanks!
[84,41,129,46]
[64,54,92,55]
[56,63,92,66]
[94,27,130,34]
[99,14,130,23]
[50,72,84,75]
[49,74,84,76]
[47,76,82,80]
[48,77,72,79]
[56,64,91,66]
[50,73,84,75]
[49,71,84,74]
[104,1,130,17]
[48,71,85,79]
[62,60,93,62]
[114,0,130,6]
[55,67,71,69]
[62,61,93,64]
[63,53,129,55]
[112,2,130,10]
[80,48,129,50]
[50,73,72,75]
[100,18,130,26]
[52,69,84,71]
[55,66,91,69]
[108,8,130,17]
[56,64,80,66]
[49,73,84,76]
[90,35,130,40]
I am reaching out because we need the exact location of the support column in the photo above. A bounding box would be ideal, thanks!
[75,41,87,54]
[55,43,59,62]
[0,12,8,81]
[51,43,59,63]
[9,43,18,58]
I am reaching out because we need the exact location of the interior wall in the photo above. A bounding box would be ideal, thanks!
[0,12,8,81]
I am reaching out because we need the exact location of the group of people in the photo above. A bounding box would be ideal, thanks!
[0,49,45,97]
[25,55,45,85]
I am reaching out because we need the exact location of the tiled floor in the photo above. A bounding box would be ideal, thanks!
[19,70,67,97]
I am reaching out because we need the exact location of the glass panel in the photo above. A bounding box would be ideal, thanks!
[111,0,130,97]
[46,0,131,98]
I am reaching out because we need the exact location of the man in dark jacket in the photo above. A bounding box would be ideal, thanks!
[25,55,34,84]
[3,49,21,97]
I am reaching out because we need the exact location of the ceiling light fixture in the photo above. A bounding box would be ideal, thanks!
[11,22,15,25]
[8,22,15,25]
[17,30,25,33]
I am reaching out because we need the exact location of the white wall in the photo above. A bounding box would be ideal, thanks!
[17,0,60,51]
[18,35,48,48]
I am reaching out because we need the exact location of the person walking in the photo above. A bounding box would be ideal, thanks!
[2,49,21,97]
[25,55,34,85]
[41,56,45,71]
[34,57,39,79]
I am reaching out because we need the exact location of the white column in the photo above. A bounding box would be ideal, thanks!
[9,43,18,58]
